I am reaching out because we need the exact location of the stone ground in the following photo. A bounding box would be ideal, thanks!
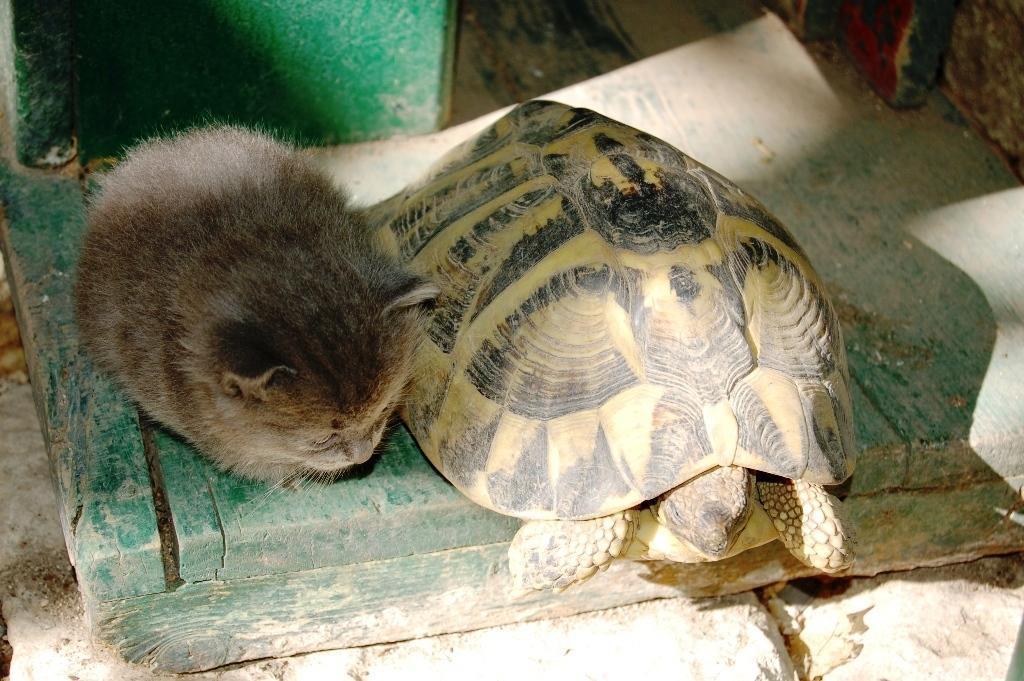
[0,380,1022,680]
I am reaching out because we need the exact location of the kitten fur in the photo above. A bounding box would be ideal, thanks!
[75,126,437,482]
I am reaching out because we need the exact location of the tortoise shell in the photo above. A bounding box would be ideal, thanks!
[370,100,855,521]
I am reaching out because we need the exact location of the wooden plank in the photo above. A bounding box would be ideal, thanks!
[0,166,166,601]
[74,0,456,161]
[0,0,75,166]
[93,476,1024,672]
[154,420,519,583]
[213,425,519,581]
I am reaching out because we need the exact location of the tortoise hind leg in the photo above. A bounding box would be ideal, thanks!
[656,465,754,560]
[508,510,639,592]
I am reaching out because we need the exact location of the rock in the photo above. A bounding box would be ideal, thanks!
[762,555,1024,680]
[267,595,798,681]
[943,0,1024,178]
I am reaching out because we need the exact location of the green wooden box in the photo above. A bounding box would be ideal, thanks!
[2,12,1024,673]
[1,0,456,166]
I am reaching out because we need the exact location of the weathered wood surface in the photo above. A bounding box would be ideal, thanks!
[0,0,75,166]
[1,9,1022,673]
[0,167,166,602]
[153,423,519,584]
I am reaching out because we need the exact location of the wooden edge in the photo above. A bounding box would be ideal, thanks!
[92,476,1024,673]
[0,164,166,601]
[435,0,458,130]
[154,419,520,583]
[5,0,76,166]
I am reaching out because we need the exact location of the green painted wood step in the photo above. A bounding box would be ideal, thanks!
[0,166,165,602]
[0,0,75,167]
[0,163,519,601]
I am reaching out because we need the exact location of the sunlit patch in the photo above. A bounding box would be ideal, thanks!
[994,507,1024,527]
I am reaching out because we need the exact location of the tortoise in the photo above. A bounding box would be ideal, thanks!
[368,100,856,591]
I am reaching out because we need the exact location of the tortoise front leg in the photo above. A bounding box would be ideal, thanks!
[756,478,855,572]
[508,510,639,592]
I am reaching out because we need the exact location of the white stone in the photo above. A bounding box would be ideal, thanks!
[270,595,798,681]
[765,556,1024,681]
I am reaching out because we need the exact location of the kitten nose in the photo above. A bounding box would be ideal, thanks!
[347,442,375,465]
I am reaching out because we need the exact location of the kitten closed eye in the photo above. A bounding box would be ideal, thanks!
[312,433,341,449]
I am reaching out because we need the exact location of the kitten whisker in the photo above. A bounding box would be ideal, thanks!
[243,467,301,516]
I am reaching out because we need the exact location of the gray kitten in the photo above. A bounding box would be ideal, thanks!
[75,126,437,482]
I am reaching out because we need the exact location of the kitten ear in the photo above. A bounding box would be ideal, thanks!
[388,277,440,311]
[214,321,296,400]
[220,364,296,401]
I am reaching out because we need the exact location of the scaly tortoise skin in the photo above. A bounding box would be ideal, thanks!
[369,100,856,591]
